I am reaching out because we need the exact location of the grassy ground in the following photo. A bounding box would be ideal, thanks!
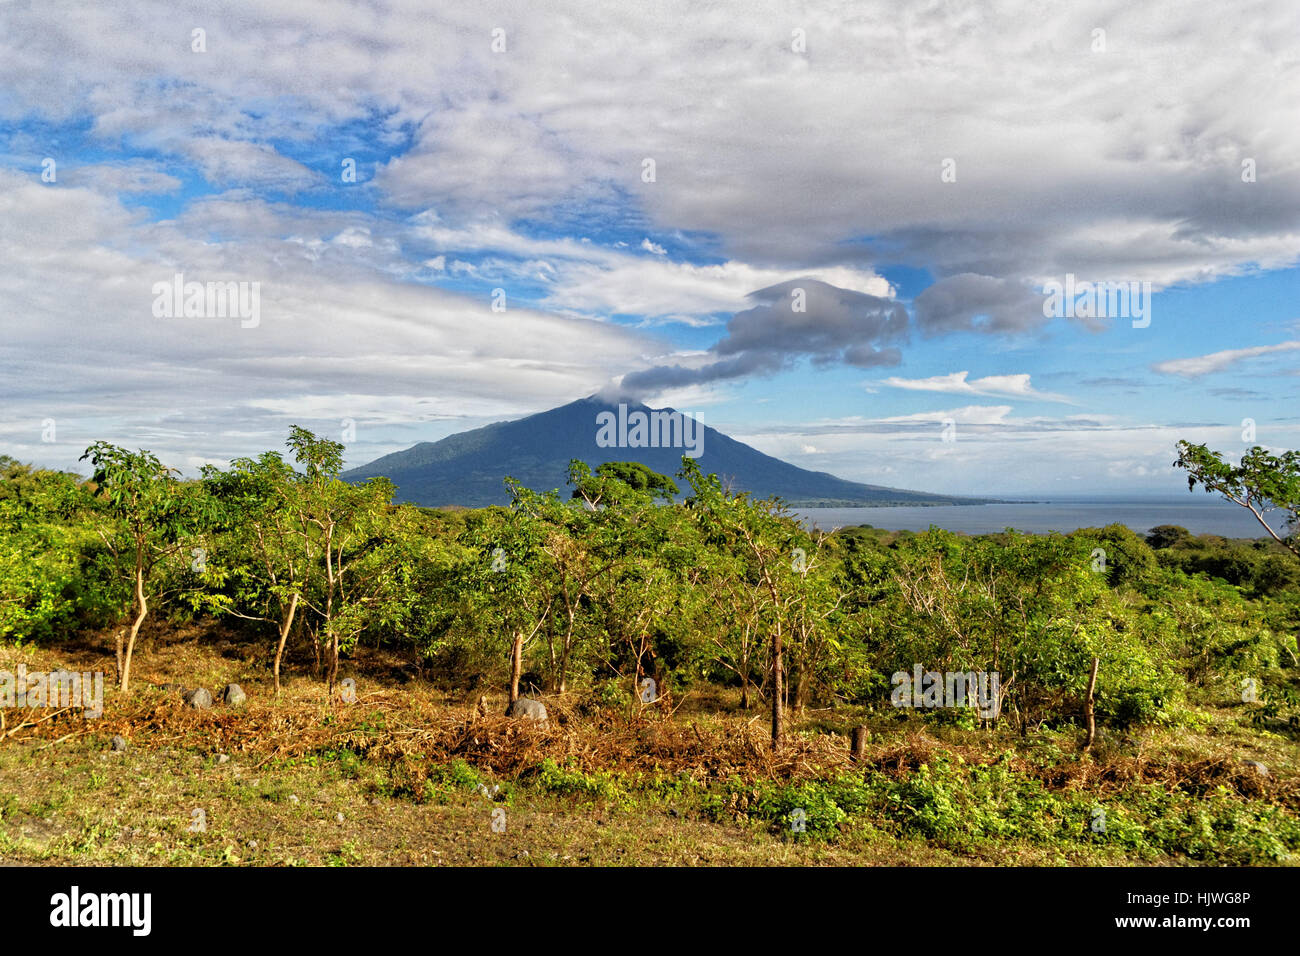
[2,626,1297,866]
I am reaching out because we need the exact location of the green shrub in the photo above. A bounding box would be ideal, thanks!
[534,758,623,800]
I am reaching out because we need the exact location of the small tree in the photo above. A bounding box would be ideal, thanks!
[460,492,554,705]
[0,459,98,644]
[567,460,686,699]
[80,442,207,692]
[201,451,310,694]
[569,460,678,508]
[680,458,807,749]
[1145,524,1192,550]
[783,535,845,712]
[1174,442,1299,560]
[282,427,398,693]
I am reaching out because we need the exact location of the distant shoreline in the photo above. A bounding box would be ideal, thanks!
[780,496,1019,508]
[794,498,1284,538]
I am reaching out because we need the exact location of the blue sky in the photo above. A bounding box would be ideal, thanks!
[1,0,1297,497]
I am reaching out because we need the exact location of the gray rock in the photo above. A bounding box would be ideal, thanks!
[221,683,247,707]
[1243,760,1270,777]
[110,735,128,752]
[183,687,213,710]
[506,697,549,723]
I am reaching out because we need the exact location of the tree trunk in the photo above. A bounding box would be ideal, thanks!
[792,665,811,713]
[1083,656,1100,751]
[508,629,524,704]
[771,627,784,749]
[557,607,575,694]
[273,592,299,696]
[328,633,340,693]
[546,629,558,690]
[120,558,147,694]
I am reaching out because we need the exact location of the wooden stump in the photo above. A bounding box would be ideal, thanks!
[850,724,869,762]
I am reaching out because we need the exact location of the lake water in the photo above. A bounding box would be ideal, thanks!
[795,497,1287,538]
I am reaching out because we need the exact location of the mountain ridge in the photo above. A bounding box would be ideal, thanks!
[343,396,999,508]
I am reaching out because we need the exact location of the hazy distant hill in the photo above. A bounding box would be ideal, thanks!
[343,396,995,508]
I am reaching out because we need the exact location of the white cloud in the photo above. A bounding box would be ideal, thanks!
[873,405,1016,426]
[876,371,1076,404]
[3,0,1299,492]
[179,137,320,192]
[726,413,1300,496]
[3,0,1294,291]
[1151,340,1300,378]
[0,170,659,473]
[409,215,893,321]
[60,159,182,195]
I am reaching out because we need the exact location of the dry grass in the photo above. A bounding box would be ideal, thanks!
[3,625,1297,803]
[1,623,1297,866]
